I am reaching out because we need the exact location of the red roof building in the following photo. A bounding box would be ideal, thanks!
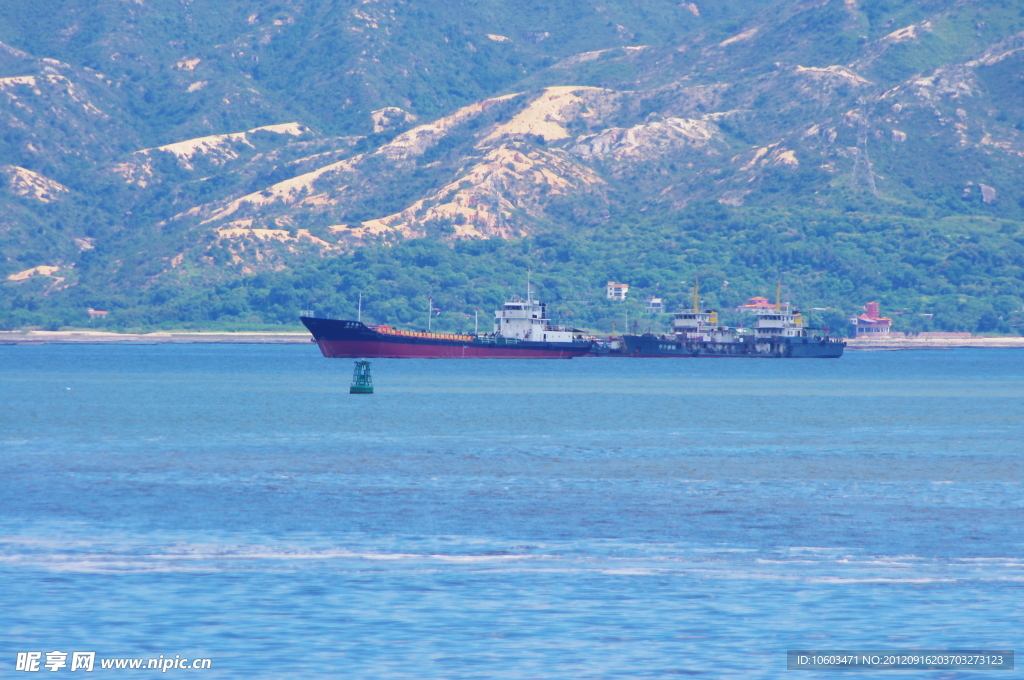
[736,296,776,311]
[851,301,891,336]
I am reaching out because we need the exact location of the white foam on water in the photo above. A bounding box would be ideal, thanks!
[427,554,540,563]
[807,577,959,584]
[755,558,847,565]
[0,535,100,549]
[0,536,555,572]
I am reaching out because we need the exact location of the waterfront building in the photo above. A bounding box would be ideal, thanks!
[851,301,892,337]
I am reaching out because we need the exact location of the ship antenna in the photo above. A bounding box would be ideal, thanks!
[358,292,362,323]
[428,295,433,331]
[692,277,699,313]
[527,270,532,303]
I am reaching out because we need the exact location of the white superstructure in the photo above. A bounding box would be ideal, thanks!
[671,309,718,333]
[493,296,578,342]
[671,309,746,343]
[752,304,807,338]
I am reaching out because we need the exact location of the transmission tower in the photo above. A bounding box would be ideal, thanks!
[850,97,878,196]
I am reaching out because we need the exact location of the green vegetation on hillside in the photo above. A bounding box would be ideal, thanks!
[3,0,1024,335]
[6,203,1022,336]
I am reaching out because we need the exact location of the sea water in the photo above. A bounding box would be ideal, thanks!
[1,345,1021,678]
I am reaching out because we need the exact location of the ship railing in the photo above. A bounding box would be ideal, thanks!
[474,335,520,345]
[374,325,474,341]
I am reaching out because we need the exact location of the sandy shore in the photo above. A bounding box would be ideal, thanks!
[0,330,312,345]
[845,336,1024,350]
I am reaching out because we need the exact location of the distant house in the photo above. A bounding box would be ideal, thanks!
[851,301,891,337]
[606,281,629,301]
[645,296,664,313]
[87,308,109,318]
[736,296,775,311]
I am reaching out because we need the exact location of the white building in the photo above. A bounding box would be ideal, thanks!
[645,296,664,313]
[606,281,629,300]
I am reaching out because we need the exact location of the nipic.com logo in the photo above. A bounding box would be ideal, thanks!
[15,652,212,672]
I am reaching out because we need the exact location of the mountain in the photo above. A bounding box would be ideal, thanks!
[2,0,1023,334]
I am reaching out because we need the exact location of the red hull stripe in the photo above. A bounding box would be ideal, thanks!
[316,340,587,359]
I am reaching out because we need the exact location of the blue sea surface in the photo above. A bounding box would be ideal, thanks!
[1,345,1022,678]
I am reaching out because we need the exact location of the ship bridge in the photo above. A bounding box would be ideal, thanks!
[494,297,577,343]
[671,310,718,331]
[753,305,806,338]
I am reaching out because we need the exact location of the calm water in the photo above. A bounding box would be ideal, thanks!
[1,345,1022,678]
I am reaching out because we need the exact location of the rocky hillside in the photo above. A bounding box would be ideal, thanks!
[2,0,1024,331]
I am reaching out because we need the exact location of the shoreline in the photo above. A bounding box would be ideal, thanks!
[844,336,1024,350]
[0,330,312,345]
[3,330,1024,350]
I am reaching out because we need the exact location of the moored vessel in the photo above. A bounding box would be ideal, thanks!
[301,295,593,359]
[621,282,845,358]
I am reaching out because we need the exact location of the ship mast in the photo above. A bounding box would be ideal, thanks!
[775,280,781,312]
[692,278,699,313]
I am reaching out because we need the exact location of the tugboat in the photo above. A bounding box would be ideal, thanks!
[301,293,593,359]
[621,281,845,358]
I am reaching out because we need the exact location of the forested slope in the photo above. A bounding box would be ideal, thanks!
[2,0,1023,334]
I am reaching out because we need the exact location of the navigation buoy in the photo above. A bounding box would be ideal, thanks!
[350,360,374,394]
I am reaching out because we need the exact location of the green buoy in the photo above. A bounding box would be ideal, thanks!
[350,360,374,394]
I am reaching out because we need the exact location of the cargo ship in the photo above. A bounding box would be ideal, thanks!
[301,296,593,359]
[621,283,845,358]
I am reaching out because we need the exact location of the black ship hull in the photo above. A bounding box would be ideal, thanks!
[622,333,845,358]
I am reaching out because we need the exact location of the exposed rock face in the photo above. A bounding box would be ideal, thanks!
[370,107,417,133]
[182,87,615,250]
[113,123,310,177]
[7,265,61,281]
[379,94,524,160]
[794,65,872,87]
[1,165,68,202]
[349,144,605,243]
[482,87,615,144]
[572,117,718,161]
[4,0,1024,283]
[109,16,1024,275]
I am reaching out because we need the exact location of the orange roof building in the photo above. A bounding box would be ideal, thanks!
[606,281,629,301]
